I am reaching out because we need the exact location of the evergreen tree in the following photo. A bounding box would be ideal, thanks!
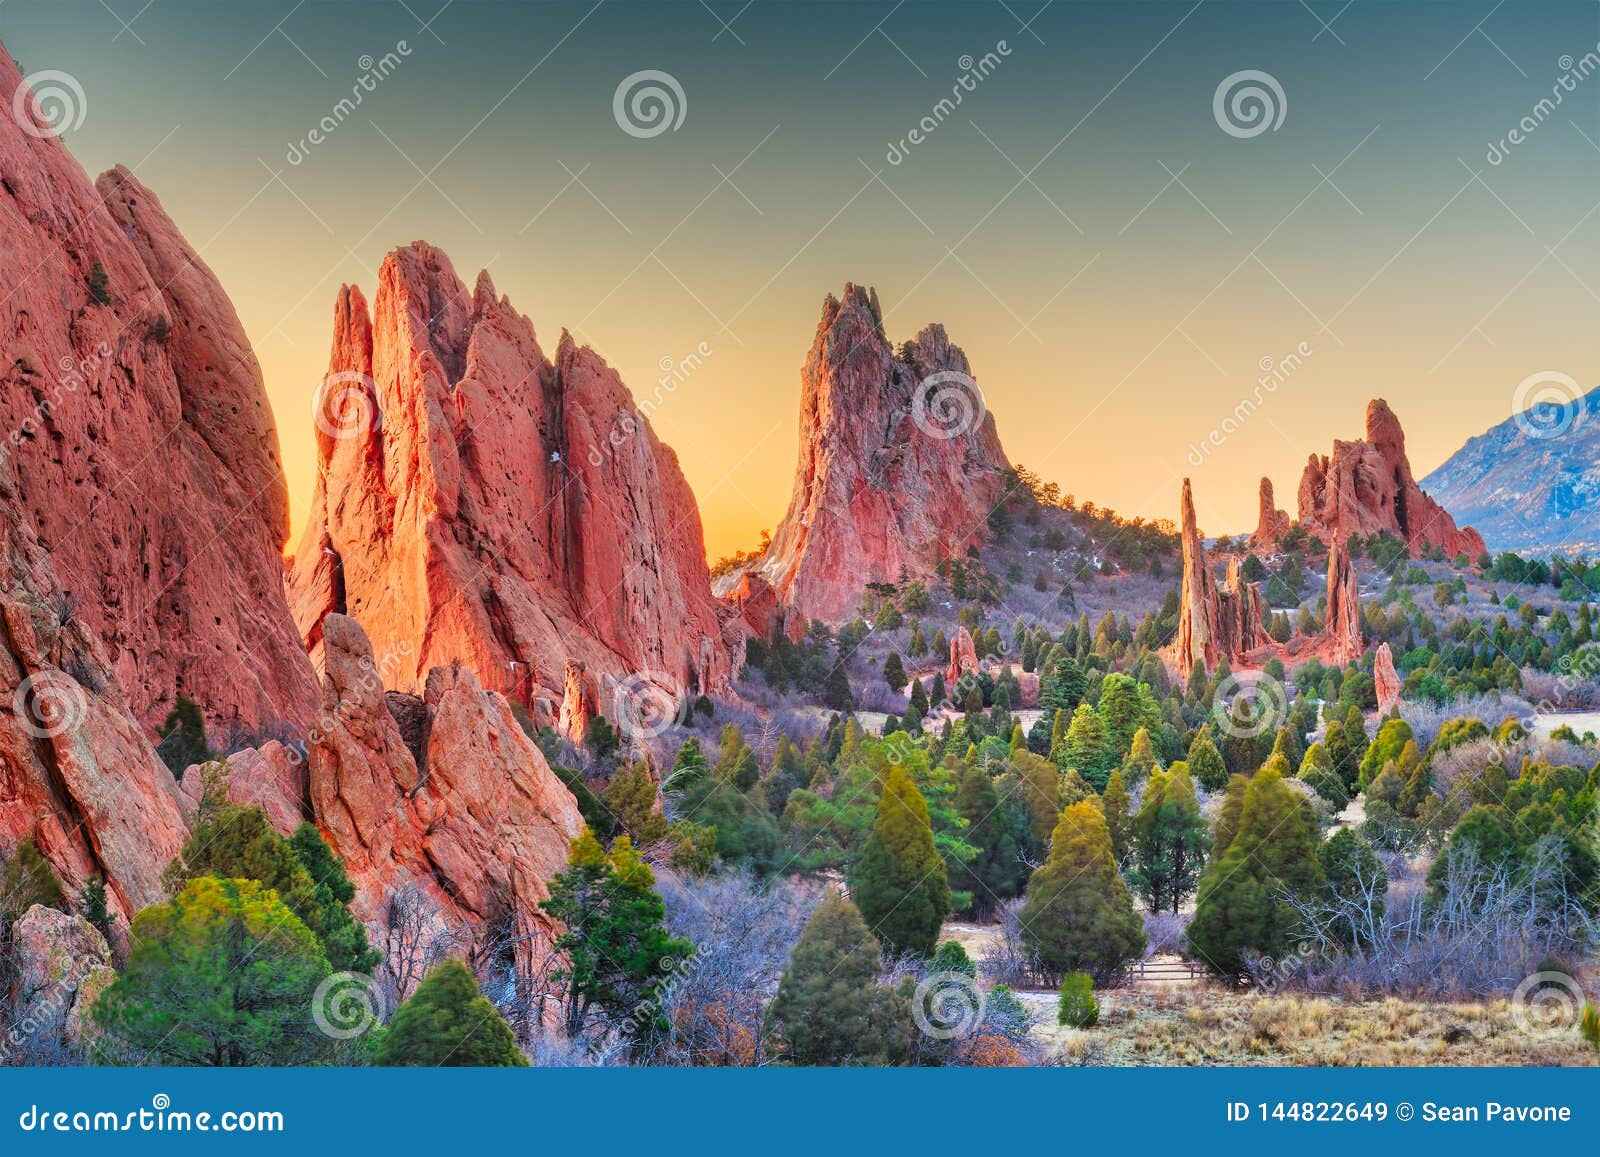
[883,652,907,692]
[0,837,64,921]
[908,677,930,719]
[851,764,951,957]
[1318,828,1386,948]
[95,877,332,1066]
[1100,769,1134,865]
[373,959,527,1066]
[1007,749,1062,848]
[1129,763,1209,913]
[1187,760,1324,977]
[1119,727,1159,790]
[79,877,113,940]
[541,831,694,1041]
[156,696,212,778]
[952,764,1023,918]
[1019,802,1147,983]
[1211,774,1250,858]
[1186,726,1228,792]
[1298,742,1349,811]
[1056,701,1113,789]
[765,895,909,1065]
[823,661,856,711]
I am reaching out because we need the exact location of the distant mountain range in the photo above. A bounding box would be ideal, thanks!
[1422,386,1600,554]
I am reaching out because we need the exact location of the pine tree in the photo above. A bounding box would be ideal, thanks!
[883,652,907,692]
[374,959,527,1066]
[1056,701,1113,790]
[908,677,930,718]
[1119,727,1159,789]
[1007,749,1062,848]
[851,764,951,957]
[1187,760,1324,976]
[1211,774,1250,858]
[1100,769,1134,865]
[1318,828,1386,948]
[952,765,1022,918]
[1129,763,1209,913]
[823,661,856,711]
[79,878,113,939]
[765,895,909,1065]
[1186,725,1227,792]
[1019,802,1146,983]
[156,696,212,778]
[0,837,64,921]
[1298,742,1349,811]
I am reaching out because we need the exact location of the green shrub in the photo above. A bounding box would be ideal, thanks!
[1057,971,1099,1028]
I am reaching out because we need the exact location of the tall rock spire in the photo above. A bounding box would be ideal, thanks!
[1168,479,1270,677]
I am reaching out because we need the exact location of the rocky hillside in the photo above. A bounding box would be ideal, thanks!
[1421,386,1600,553]
[723,284,1011,633]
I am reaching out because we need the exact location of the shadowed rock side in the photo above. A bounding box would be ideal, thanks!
[0,467,187,927]
[726,284,1010,630]
[0,56,316,736]
[1293,399,1486,559]
[287,242,742,709]
[1167,480,1270,676]
[306,614,582,975]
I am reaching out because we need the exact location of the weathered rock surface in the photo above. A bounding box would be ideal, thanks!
[0,470,188,925]
[1292,399,1486,559]
[557,659,595,747]
[0,55,316,737]
[723,570,799,644]
[288,243,740,715]
[731,284,1011,625]
[1324,540,1363,666]
[946,626,979,688]
[1374,641,1402,714]
[1168,479,1269,676]
[306,614,582,973]
[177,741,308,837]
[5,904,114,1056]
[1252,477,1291,549]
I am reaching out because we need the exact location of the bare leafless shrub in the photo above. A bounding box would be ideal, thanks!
[1142,910,1189,958]
[979,898,1029,987]
[1398,694,1531,749]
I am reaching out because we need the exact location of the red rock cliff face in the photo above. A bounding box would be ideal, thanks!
[288,243,740,708]
[735,284,1010,627]
[1294,399,1485,559]
[0,56,316,736]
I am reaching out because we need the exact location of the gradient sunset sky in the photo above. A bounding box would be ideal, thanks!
[7,0,1598,558]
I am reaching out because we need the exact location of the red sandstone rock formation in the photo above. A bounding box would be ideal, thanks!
[288,242,741,711]
[6,905,115,1053]
[557,659,596,746]
[730,284,1010,625]
[0,56,316,736]
[724,570,800,643]
[1168,480,1270,676]
[1252,477,1291,550]
[1294,399,1486,559]
[1324,540,1363,666]
[0,469,188,925]
[946,626,979,687]
[1374,641,1402,714]
[306,614,582,972]
[177,742,308,838]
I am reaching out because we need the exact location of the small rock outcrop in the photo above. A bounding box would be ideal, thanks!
[1324,540,1363,666]
[557,659,595,747]
[0,55,316,737]
[288,243,741,713]
[946,626,979,688]
[306,614,583,974]
[729,285,1011,625]
[1374,642,1402,714]
[4,905,115,1059]
[1293,399,1486,559]
[177,742,308,838]
[1168,480,1269,676]
[1252,477,1291,550]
